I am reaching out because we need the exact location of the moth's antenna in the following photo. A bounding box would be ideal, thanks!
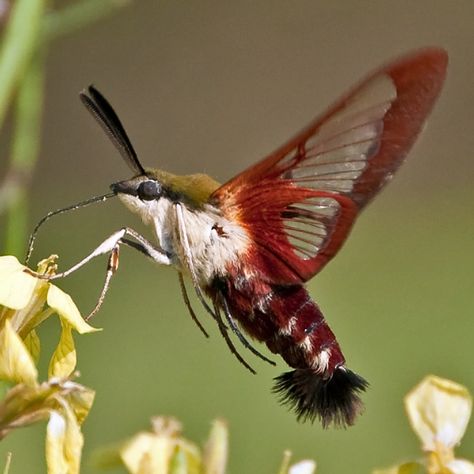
[25,192,115,264]
[79,85,146,175]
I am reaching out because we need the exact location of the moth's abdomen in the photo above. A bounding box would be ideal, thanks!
[222,280,368,428]
[266,285,367,428]
[265,285,343,372]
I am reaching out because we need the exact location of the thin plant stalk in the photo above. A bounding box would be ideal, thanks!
[4,55,45,257]
[0,0,45,130]
[0,0,132,255]
[42,0,132,42]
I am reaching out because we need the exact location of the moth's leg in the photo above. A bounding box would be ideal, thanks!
[219,292,275,366]
[27,228,168,320]
[120,228,171,266]
[42,227,170,281]
[83,235,170,321]
[85,245,120,321]
[212,302,257,375]
[177,272,210,338]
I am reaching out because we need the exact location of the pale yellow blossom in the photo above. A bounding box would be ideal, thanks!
[94,416,202,474]
[0,255,99,378]
[279,450,317,474]
[95,417,317,474]
[375,375,474,474]
[0,255,97,474]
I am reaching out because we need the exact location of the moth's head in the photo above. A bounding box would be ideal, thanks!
[79,85,220,223]
[111,169,221,223]
[110,172,166,224]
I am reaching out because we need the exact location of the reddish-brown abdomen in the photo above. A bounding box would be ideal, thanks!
[209,273,367,427]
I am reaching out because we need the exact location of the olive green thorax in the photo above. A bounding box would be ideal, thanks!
[146,168,221,208]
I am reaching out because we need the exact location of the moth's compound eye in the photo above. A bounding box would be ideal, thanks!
[137,180,161,201]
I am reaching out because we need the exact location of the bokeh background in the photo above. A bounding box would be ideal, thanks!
[1,1,473,472]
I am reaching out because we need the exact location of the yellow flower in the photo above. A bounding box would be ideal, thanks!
[375,375,474,474]
[94,416,205,474]
[0,255,99,378]
[278,450,317,474]
[94,417,317,474]
[0,376,95,474]
[0,255,98,474]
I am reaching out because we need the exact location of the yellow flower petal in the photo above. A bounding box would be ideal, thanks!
[46,410,69,474]
[0,256,38,310]
[62,401,84,474]
[121,432,174,474]
[202,419,228,474]
[446,459,474,474]
[170,447,201,474]
[170,450,189,474]
[0,321,37,385]
[173,440,201,474]
[47,285,100,334]
[120,417,201,474]
[62,382,95,425]
[289,460,317,474]
[23,330,41,364]
[0,383,51,439]
[48,321,76,378]
[278,452,318,474]
[373,462,425,474]
[278,451,293,474]
[405,375,472,450]
[3,451,12,474]
[46,402,84,474]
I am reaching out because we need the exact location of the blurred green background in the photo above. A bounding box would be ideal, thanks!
[1,1,473,473]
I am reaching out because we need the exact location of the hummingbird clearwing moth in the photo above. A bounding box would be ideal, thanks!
[27,47,447,428]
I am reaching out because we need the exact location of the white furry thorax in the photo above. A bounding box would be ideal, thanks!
[118,193,249,284]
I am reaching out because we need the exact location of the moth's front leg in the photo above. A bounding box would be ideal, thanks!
[42,227,170,281]
[25,227,170,320]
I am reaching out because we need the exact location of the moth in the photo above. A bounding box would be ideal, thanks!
[27,48,447,428]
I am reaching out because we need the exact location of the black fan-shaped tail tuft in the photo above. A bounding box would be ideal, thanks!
[273,366,368,428]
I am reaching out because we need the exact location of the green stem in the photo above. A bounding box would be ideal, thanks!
[0,0,46,130]
[43,0,132,42]
[4,57,45,257]
[1,0,131,255]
